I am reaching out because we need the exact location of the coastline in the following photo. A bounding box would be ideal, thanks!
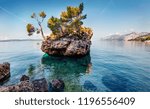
[0,39,42,42]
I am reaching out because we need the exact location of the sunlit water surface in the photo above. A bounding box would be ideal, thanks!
[0,40,150,92]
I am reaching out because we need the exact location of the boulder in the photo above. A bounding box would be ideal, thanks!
[32,78,48,92]
[49,79,65,92]
[0,62,10,82]
[41,38,91,56]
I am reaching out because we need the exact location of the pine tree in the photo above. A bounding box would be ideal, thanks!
[26,11,46,40]
[26,3,93,41]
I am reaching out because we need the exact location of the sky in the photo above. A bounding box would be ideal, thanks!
[0,0,150,40]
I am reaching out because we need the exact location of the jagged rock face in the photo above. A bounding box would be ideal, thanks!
[41,38,91,56]
[0,62,10,82]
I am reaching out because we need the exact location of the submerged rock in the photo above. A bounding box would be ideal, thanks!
[83,80,97,91]
[102,74,137,92]
[0,62,10,82]
[0,76,48,92]
[49,79,65,92]
[32,78,48,92]
[42,54,92,91]
[41,38,91,56]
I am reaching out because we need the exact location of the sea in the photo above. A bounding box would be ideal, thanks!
[0,39,150,92]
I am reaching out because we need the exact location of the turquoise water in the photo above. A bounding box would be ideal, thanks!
[0,40,150,92]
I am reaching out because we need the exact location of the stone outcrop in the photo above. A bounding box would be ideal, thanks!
[0,62,10,82]
[0,75,48,92]
[41,38,91,56]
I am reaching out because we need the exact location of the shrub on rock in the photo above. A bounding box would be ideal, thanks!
[26,3,93,56]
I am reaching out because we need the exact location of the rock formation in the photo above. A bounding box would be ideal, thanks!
[26,3,93,57]
[32,78,48,92]
[41,38,91,56]
[0,62,10,82]
[0,75,67,92]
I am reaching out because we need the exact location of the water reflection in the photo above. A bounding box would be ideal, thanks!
[41,53,92,92]
[27,64,36,76]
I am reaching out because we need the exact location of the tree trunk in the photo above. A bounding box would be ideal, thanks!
[38,23,46,40]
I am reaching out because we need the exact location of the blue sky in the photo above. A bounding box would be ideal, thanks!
[0,0,150,40]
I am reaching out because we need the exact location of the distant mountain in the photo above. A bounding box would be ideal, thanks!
[104,32,150,41]
[128,33,150,42]
[0,39,42,42]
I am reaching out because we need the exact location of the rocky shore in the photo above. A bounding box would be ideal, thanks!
[0,75,48,92]
[41,38,91,57]
[0,74,65,92]
[0,62,10,82]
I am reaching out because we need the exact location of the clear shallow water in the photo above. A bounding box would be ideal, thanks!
[0,40,150,92]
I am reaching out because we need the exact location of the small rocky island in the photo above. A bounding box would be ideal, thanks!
[0,3,93,92]
[27,3,93,56]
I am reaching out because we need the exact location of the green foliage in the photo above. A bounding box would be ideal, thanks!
[131,35,150,42]
[48,16,62,35]
[26,24,35,36]
[141,36,150,41]
[27,11,46,40]
[79,3,84,13]
[39,11,46,18]
[26,3,93,41]
[47,3,93,40]
[145,36,150,40]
